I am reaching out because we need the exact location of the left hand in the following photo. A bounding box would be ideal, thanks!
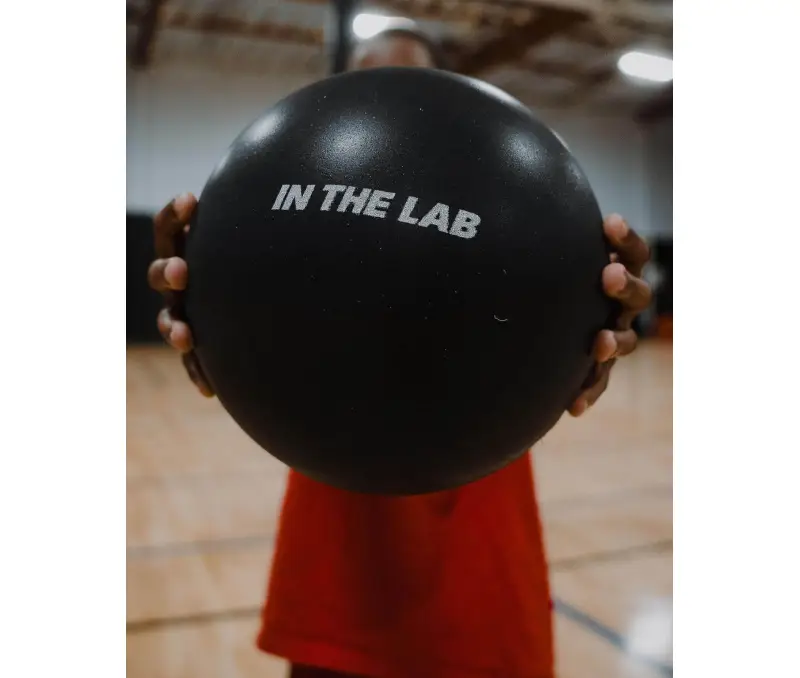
[569,214,653,416]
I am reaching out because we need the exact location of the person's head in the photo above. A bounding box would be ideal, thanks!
[348,19,444,71]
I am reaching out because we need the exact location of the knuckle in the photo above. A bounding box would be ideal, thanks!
[156,313,172,339]
[153,204,174,230]
[147,260,166,286]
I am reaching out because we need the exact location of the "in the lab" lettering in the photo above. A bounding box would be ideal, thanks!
[271,183,480,240]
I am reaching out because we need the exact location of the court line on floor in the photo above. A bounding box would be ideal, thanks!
[550,538,672,572]
[127,533,671,566]
[126,598,673,677]
[128,542,673,669]
[553,598,673,677]
[541,484,672,511]
[127,606,261,634]
[127,534,275,561]
[127,467,280,487]
[126,484,671,562]
[128,533,674,675]
[127,540,672,636]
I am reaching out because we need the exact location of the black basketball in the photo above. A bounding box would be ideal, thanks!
[184,67,613,495]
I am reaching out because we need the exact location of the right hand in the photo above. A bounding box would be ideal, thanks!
[147,193,215,397]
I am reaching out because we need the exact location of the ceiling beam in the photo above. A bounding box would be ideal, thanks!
[130,0,166,69]
[502,0,672,32]
[444,6,589,76]
[521,57,617,88]
[291,0,670,29]
[297,1,673,57]
[567,63,617,104]
[292,0,520,29]
[126,4,324,46]
[614,14,672,40]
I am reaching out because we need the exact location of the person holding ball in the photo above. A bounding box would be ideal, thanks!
[147,23,652,678]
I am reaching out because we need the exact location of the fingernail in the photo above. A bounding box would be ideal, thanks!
[608,214,628,237]
[173,193,191,214]
[160,310,172,332]
[572,399,588,416]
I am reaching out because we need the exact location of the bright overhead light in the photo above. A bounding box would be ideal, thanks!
[617,50,673,84]
[352,13,394,40]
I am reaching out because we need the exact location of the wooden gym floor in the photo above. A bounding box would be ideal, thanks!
[127,341,673,678]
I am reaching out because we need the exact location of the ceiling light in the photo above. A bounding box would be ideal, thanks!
[617,50,673,84]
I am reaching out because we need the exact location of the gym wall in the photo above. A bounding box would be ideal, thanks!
[645,117,673,238]
[127,64,672,343]
[643,116,673,320]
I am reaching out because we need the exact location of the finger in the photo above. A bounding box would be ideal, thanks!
[593,329,617,364]
[153,193,197,259]
[157,308,173,343]
[148,256,188,293]
[613,328,638,358]
[602,261,626,296]
[147,257,189,293]
[156,309,193,352]
[603,214,650,277]
[568,396,589,417]
[583,368,611,407]
[182,353,215,397]
[570,362,604,415]
[602,263,653,323]
[169,320,194,353]
[569,367,611,416]
[148,259,168,292]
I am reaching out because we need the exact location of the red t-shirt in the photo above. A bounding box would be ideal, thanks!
[257,452,554,678]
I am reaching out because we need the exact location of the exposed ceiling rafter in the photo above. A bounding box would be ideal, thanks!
[126,3,325,49]
[130,0,166,69]
[443,6,589,76]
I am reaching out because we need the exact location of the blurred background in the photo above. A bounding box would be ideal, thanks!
[127,1,672,676]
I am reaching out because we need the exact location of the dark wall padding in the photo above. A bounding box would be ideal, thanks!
[652,238,673,315]
[127,212,163,344]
